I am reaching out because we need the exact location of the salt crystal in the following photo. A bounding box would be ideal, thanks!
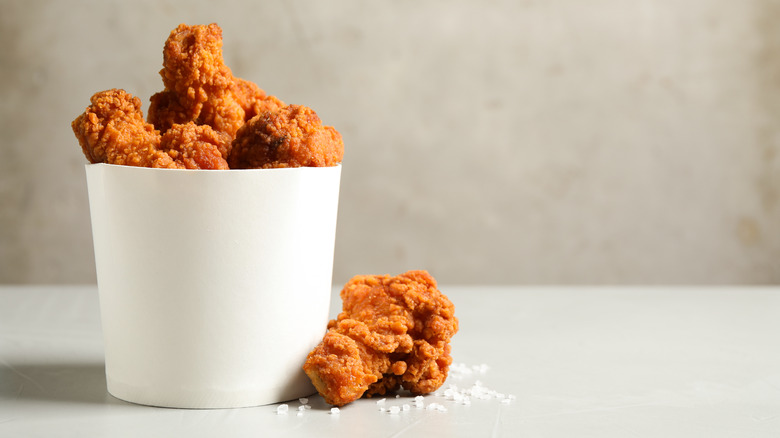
[276,404,289,414]
[471,384,487,398]
[388,406,400,414]
[426,402,448,412]
[304,405,312,410]
[298,397,309,404]
[376,398,386,405]
[297,411,304,417]
[330,407,340,415]
[414,396,425,403]
[402,404,410,411]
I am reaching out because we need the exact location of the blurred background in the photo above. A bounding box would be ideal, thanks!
[1,0,778,285]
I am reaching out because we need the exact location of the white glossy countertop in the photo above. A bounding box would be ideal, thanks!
[1,285,779,437]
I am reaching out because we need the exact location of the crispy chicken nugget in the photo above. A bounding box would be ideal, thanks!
[228,105,344,169]
[303,271,458,406]
[72,89,175,168]
[148,23,283,138]
[160,123,231,170]
[72,89,229,169]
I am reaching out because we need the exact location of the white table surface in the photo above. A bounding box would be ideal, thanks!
[1,285,779,437]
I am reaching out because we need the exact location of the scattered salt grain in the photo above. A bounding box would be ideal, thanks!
[330,407,340,415]
[376,398,386,406]
[297,405,306,411]
[425,402,447,413]
[276,404,289,414]
[426,402,447,412]
[298,397,309,404]
[402,404,411,411]
[388,406,401,415]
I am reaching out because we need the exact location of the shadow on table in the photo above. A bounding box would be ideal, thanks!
[0,360,124,405]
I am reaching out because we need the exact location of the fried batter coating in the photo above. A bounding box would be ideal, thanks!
[228,105,344,169]
[160,123,231,170]
[147,23,283,138]
[303,271,458,406]
[234,78,285,122]
[72,89,229,169]
[72,89,175,168]
[73,24,342,170]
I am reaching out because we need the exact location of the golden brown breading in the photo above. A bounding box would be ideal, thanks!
[147,23,283,138]
[160,123,231,170]
[228,105,344,169]
[303,271,458,406]
[72,89,176,168]
[73,24,342,170]
[72,89,229,170]
[233,78,285,122]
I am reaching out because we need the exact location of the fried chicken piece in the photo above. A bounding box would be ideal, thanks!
[234,78,285,122]
[160,123,231,170]
[147,23,283,138]
[228,105,344,169]
[303,271,458,406]
[72,89,229,169]
[72,89,176,168]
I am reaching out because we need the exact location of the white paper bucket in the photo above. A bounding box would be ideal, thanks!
[85,163,341,408]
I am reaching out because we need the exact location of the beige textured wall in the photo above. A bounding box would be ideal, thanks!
[1,0,779,285]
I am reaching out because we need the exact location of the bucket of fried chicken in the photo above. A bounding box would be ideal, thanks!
[73,24,344,408]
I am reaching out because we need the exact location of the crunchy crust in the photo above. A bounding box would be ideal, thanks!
[303,271,458,406]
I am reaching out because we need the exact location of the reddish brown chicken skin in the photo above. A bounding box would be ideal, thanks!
[147,23,283,138]
[303,271,458,407]
[71,89,229,169]
[229,105,344,169]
